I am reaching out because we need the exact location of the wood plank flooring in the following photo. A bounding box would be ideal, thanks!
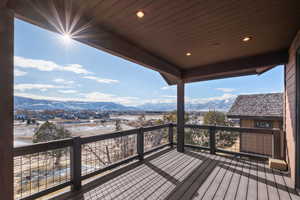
[56,148,300,200]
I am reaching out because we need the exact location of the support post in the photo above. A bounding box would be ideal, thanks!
[168,124,174,148]
[209,127,216,154]
[71,137,82,191]
[177,81,185,152]
[272,133,275,159]
[272,131,281,159]
[0,7,14,200]
[137,128,144,161]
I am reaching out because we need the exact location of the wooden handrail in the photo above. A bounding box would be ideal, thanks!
[181,124,280,135]
[13,123,282,200]
[13,123,174,200]
[13,138,73,157]
[80,128,139,144]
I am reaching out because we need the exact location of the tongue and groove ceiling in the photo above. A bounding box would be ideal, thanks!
[12,0,300,84]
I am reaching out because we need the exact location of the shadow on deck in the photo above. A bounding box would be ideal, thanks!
[55,148,300,200]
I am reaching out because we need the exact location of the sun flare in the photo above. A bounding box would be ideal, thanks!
[61,33,72,44]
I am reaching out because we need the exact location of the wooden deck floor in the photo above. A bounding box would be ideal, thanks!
[57,148,300,200]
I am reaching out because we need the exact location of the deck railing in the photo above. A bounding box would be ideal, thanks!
[13,124,172,200]
[13,123,282,200]
[183,124,283,160]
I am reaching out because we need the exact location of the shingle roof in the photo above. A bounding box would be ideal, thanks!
[227,93,283,118]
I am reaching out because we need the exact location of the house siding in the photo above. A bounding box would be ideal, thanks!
[285,30,300,187]
[240,119,281,156]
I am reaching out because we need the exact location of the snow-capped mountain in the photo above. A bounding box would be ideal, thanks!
[14,96,138,111]
[14,96,235,111]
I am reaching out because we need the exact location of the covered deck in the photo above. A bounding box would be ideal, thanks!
[57,148,299,200]
[1,1,300,200]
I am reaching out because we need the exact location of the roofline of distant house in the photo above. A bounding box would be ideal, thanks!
[227,115,283,120]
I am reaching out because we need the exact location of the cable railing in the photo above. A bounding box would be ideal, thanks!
[13,124,173,200]
[13,139,73,200]
[13,123,283,199]
[183,124,283,160]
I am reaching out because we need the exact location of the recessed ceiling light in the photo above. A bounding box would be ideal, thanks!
[136,11,145,18]
[212,42,221,46]
[186,52,192,56]
[242,36,252,42]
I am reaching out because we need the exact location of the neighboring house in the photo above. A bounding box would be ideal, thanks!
[227,93,283,156]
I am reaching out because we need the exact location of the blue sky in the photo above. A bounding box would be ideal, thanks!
[14,19,284,106]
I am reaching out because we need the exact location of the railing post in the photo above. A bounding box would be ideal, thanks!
[71,137,82,191]
[209,127,216,154]
[169,124,174,148]
[272,132,275,159]
[272,131,281,159]
[137,128,144,161]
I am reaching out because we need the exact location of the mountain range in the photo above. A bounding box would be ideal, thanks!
[14,96,235,111]
[138,98,235,111]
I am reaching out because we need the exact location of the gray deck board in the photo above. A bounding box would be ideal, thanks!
[235,159,250,200]
[273,169,291,200]
[283,174,300,200]
[55,148,300,200]
[199,156,233,200]
[257,160,269,200]
[181,154,221,200]
[247,159,258,200]
[190,154,224,200]
[213,158,238,200]
[224,157,245,200]
[265,162,280,200]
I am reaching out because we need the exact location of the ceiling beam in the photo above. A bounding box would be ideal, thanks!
[182,49,289,81]
[0,0,16,9]
[14,0,182,79]
[0,0,8,8]
[182,69,265,83]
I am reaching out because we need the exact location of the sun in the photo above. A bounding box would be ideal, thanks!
[61,33,72,44]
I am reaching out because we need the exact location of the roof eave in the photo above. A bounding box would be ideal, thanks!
[227,115,283,120]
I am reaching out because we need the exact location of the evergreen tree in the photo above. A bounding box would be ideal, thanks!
[33,121,71,167]
[203,111,226,126]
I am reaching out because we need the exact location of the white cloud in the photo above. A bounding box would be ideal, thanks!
[14,84,67,92]
[83,76,119,84]
[14,56,91,74]
[187,93,237,104]
[15,92,79,102]
[161,86,175,90]
[53,78,74,85]
[161,95,176,98]
[82,92,138,105]
[142,99,176,104]
[216,88,236,92]
[14,69,27,77]
[58,90,77,94]
[63,64,91,74]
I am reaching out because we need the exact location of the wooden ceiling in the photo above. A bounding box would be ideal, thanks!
[11,0,300,84]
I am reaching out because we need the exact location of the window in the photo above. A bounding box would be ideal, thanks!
[255,120,273,128]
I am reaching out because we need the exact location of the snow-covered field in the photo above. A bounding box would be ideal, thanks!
[13,115,161,147]
[110,114,163,121]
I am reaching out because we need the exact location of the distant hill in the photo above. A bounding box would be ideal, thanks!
[14,96,235,111]
[138,98,235,111]
[14,96,139,111]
